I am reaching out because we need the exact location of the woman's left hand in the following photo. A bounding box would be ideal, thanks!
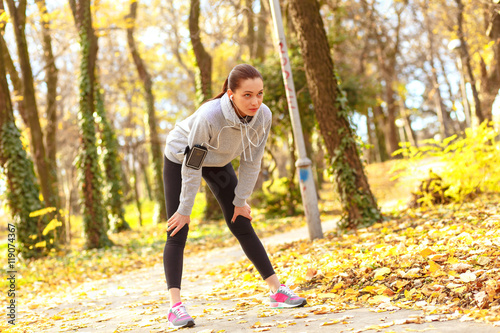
[231,203,252,223]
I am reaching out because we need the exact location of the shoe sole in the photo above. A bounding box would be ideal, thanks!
[169,320,195,329]
[270,299,307,308]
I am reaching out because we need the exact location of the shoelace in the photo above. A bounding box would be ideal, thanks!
[279,286,297,297]
[173,305,189,318]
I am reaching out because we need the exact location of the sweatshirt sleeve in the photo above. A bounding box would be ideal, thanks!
[233,119,271,207]
[177,116,212,216]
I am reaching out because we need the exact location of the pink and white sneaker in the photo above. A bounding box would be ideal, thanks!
[269,284,307,308]
[168,302,195,328]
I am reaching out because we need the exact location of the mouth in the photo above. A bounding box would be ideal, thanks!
[249,108,259,112]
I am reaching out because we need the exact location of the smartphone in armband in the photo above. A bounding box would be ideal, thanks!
[184,144,208,170]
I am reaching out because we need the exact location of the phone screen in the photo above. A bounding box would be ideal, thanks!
[186,146,207,169]
[190,148,206,165]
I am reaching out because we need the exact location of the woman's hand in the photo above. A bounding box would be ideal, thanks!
[167,212,191,236]
[231,203,252,223]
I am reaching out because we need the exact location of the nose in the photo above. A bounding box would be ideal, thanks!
[251,96,259,106]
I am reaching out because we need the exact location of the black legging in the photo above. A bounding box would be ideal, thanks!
[162,156,275,289]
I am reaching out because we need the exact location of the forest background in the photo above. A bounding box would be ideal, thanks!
[1,0,500,329]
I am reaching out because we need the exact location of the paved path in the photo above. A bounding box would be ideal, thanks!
[19,220,500,333]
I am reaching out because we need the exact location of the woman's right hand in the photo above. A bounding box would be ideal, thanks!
[167,212,190,236]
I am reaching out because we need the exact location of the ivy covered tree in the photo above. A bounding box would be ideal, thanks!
[288,0,381,230]
[69,0,112,248]
[95,84,130,233]
[5,0,63,236]
[0,6,56,258]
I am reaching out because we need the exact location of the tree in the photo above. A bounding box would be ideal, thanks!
[0,2,55,258]
[422,0,453,139]
[481,1,500,121]
[5,0,62,227]
[95,84,130,233]
[126,0,166,224]
[69,0,112,249]
[287,0,381,229]
[455,0,484,126]
[34,0,66,243]
[189,0,222,221]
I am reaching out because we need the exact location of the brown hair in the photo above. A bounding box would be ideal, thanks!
[210,64,263,100]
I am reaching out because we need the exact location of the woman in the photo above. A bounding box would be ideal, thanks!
[163,64,306,329]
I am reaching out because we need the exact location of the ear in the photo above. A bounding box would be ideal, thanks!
[227,89,233,100]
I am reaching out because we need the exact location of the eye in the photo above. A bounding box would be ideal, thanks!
[258,92,264,96]
[244,94,251,97]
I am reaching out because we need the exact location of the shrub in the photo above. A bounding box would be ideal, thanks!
[391,121,500,205]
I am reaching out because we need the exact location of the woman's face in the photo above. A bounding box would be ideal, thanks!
[229,78,264,117]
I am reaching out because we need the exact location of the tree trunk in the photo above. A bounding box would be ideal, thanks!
[255,0,268,61]
[189,0,212,104]
[165,0,196,88]
[424,0,452,139]
[288,0,381,230]
[69,0,112,249]
[95,84,130,233]
[384,76,400,155]
[189,0,222,221]
[0,11,53,258]
[126,0,167,224]
[35,0,66,243]
[482,9,500,121]
[0,33,28,125]
[436,46,464,133]
[244,0,256,58]
[6,0,60,221]
[372,104,390,161]
[366,111,378,163]
[456,0,484,126]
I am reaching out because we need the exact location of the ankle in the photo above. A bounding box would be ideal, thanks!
[171,301,182,308]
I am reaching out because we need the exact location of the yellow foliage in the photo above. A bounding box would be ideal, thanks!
[29,206,57,217]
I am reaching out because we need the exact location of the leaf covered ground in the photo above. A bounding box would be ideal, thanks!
[209,192,500,326]
[2,160,500,331]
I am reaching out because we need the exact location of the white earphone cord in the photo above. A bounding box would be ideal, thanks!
[202,98,266,161]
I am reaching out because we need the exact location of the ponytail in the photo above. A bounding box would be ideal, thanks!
[210,77,229,101]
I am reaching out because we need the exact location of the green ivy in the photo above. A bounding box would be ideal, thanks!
[329,71,382,231]
[74,9,112,249]
[1,122,56,258]
[95,84,130,233]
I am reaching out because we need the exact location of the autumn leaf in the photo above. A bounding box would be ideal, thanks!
[460,272,477,283]
[428,260,441,274]
[321,319,341,326]
[373,267,391,281]
[420,248,435,258]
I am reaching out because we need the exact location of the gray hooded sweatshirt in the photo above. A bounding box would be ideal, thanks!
[164,93,272,216]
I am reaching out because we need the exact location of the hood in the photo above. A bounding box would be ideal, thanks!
[219,93,266,162]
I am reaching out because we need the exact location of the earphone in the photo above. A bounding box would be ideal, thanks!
[230,95,233,101]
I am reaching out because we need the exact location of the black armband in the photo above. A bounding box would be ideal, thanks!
[184,145,208,170]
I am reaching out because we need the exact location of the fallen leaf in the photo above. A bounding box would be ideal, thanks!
[294,313,308,319]
[306,267,317,281]
[374,267,391,280]
[476,257,491,266]
[321,319,341,326]
[428,260,441,274]
[420,248,436,258]
[460,272,476,283]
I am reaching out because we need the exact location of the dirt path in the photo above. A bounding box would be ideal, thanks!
[18,220,500,333]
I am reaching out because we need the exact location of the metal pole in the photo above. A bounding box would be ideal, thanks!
[269,0,323,240]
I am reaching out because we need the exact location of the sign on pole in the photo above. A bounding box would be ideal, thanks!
[269,0,323,240]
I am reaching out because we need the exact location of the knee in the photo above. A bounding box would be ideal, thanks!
[166,225,189,247]
[228,216,255,237]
